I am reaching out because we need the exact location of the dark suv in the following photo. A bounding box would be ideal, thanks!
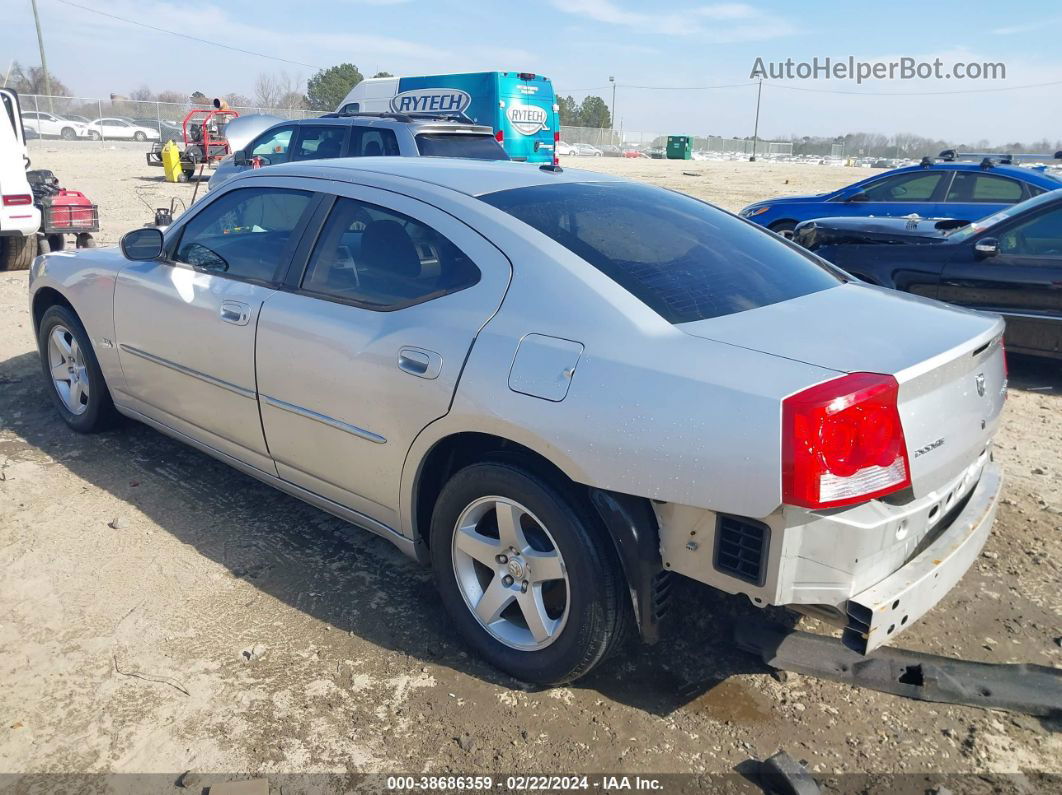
[209,112,508,191]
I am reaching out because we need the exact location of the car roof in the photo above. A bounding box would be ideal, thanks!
[245,156,624,197]
[879,161,1061,185]
[271,114,493,132]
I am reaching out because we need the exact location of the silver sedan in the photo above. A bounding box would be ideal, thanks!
[29,158,1006,684]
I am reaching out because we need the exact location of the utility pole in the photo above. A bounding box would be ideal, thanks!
[29,0,54,112]
[750,79,762,161]
[609,76,616,146]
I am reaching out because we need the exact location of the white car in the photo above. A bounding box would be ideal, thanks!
[555,140,577,157]
[87,118,161,142]
[20,111,89,140]
[1,90,42,269]
[28,158,1006,684]
[573,143,602,157]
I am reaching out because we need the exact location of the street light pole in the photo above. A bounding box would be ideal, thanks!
[609,76,616,146]
[750,79,762,161]
[29,0,54,112]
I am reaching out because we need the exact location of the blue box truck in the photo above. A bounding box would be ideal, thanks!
[337,72,559,163]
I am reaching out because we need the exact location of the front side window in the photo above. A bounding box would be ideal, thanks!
[293,126,346,161]
[301,197,480,308]
[998,207,1062,257]
[862,172,944,202]
[350,128,399,157]
[174,187,312,283]
[946,172,1024,203]
[481,182,841,324]
[250,127,294,165]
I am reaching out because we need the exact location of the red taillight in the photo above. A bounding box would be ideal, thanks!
[553,131,560,142]
[1001,339,1008,380]
[495,130,504,143]
[783,372,910,510]
[3,194,32,206]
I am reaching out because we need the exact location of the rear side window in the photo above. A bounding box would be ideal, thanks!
[350,128,399,157]
[481,182,841,324]
[293,126,346,161]
[300,197,480,309]
[415,133,509,160]
[945,172,1024,203]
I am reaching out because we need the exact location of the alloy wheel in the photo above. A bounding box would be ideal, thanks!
[451,496,569,651]
[47,324,90,415]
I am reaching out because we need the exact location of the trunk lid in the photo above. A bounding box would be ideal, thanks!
[680,283,1006,496]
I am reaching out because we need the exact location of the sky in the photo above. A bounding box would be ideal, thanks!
[3,0,1061,145]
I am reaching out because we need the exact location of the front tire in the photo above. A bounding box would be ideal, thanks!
[60,127,77,140]
[0,235,37,271]
[769,220,797,239]
[134,131,147,142]
[37,305,119,433]
[88,130,101,141]
[430,461,629,684]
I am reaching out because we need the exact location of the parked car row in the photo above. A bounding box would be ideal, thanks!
[741,155,1062,360]
[20,112,165,141]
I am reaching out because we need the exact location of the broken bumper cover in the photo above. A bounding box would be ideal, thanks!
[843,461,1002,654]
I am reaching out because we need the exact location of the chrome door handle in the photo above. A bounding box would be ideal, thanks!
[398,347,442,379]
[220,300,251,326]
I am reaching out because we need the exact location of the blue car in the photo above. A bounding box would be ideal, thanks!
[740,160,1062,237]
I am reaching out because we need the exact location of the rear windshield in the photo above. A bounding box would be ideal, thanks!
[481,182,841,323]
[415,133,509,161]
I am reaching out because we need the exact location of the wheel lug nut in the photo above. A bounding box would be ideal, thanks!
[502,575,514,586]
[496,554,508,564]
[521,581,528,593]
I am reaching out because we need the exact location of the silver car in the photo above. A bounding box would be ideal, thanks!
[209,113,508,192]
[28,158,1006,684]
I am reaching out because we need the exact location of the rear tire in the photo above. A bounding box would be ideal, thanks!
[430,461,629,684]
[46,234,66,253]
[134,131,147,142]
[37,304,120,433]
[0,235,38,271]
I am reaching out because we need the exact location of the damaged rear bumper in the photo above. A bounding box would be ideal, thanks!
[843,461,1002,654]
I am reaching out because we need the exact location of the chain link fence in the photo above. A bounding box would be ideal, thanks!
[559,126,795,157]
[20,94,318,142]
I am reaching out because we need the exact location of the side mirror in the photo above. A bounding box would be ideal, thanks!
[845,190,868,203]
[233,150,248,165]
[974,237,999,258]
[121,227,164,260]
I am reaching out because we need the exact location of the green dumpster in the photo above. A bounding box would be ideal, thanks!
[666,135,692,160]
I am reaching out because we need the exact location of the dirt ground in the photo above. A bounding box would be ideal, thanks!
[1,142,1060,791]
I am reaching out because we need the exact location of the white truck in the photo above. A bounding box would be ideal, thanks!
[1,89,41,270]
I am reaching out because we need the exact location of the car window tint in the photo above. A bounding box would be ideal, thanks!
[174,187,312,283]
[293,126,346,161]
[351,128,399,157]
[863,172,943,202]
[946,172,1024,203]
[301,197,480,308]
[250,127,294,165]
[999,207,1062,257]
[414,133,508,160]
[482,182,841,324]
